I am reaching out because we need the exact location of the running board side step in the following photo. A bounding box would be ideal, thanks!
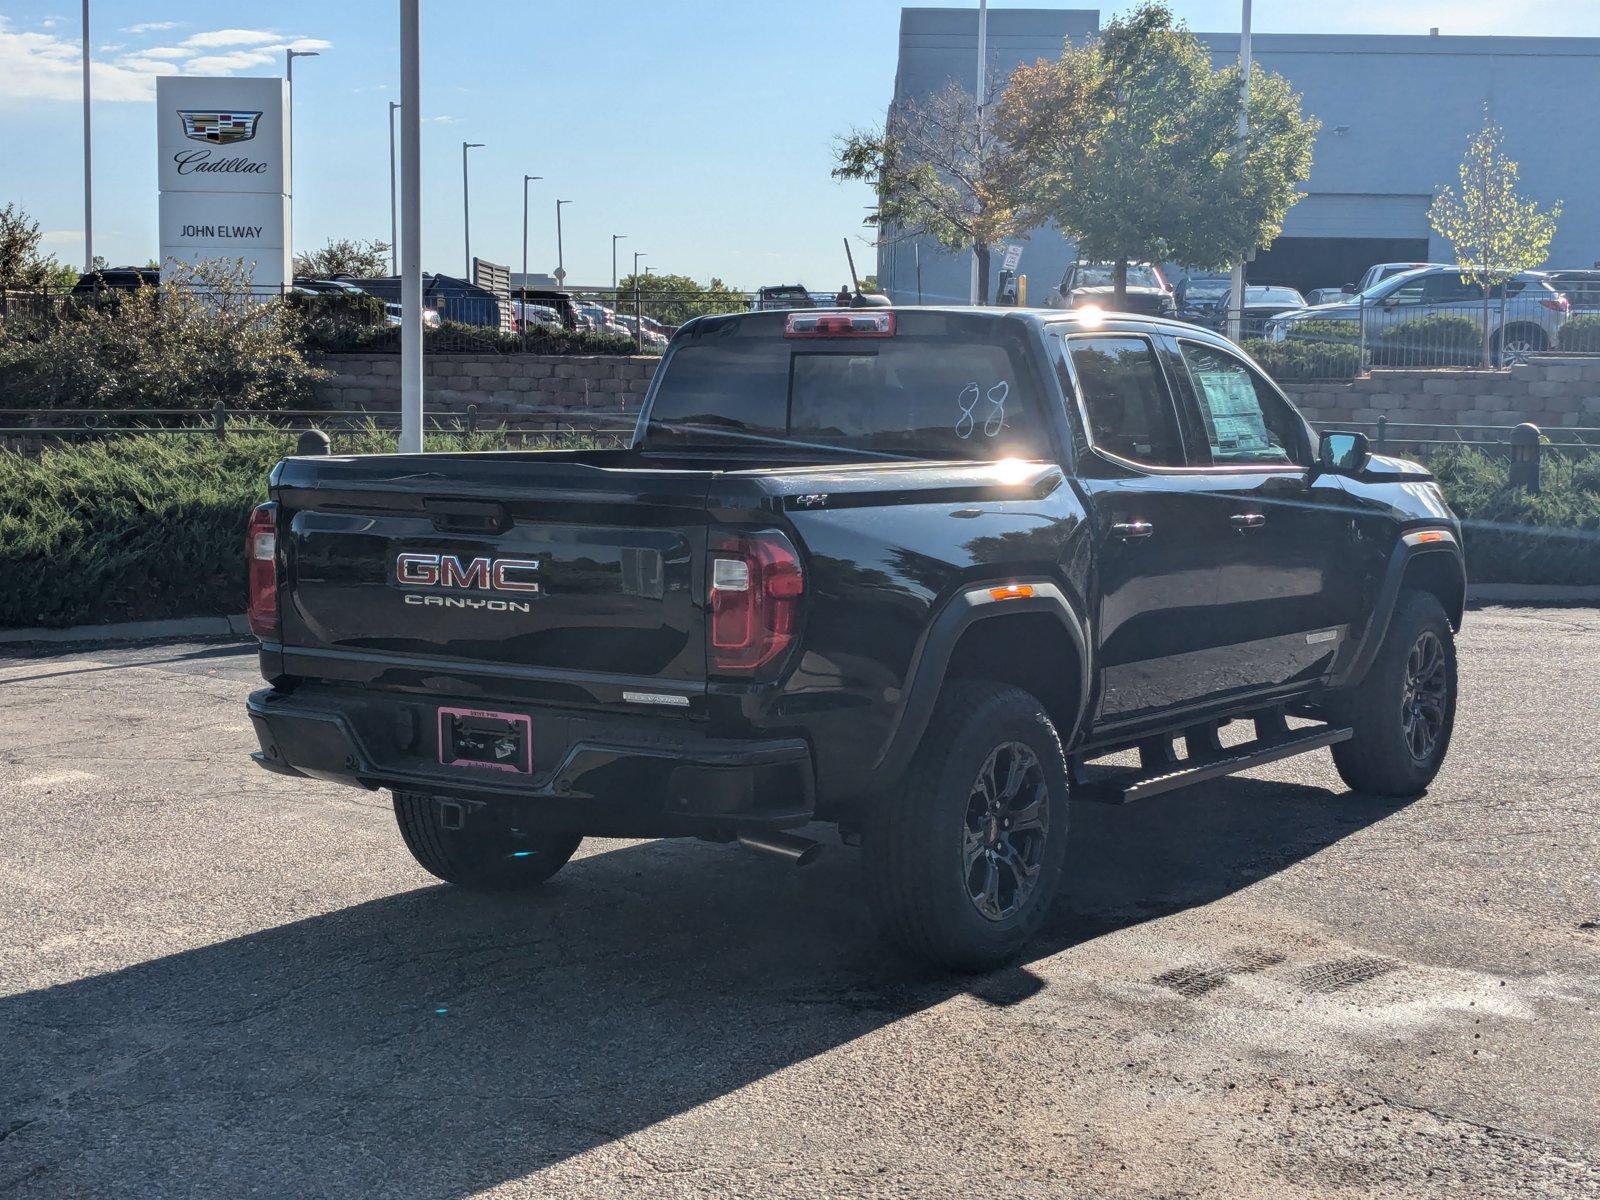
[1072,723,1353,805]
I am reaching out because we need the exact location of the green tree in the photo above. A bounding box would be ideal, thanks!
[1428,114,1562,367]
[293,237,392,279]
[0,203,77,292]
[611,272,747,325]
[834,78,1028,304]
[995,2,1317,307]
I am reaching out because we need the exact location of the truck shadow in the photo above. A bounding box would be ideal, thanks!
[0,776,1410,1195]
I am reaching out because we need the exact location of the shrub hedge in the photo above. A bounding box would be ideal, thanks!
[1424,445,1600,584]
[1374,314,1484,366]
[0,429,567,629]
[1560,313,1600,353]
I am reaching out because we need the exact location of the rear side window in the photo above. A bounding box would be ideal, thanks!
[1064,335,1185,467]
[643,315,1047,460]
[1176,341,1303,466]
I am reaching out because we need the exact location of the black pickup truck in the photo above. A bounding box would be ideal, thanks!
[246,307,1463,970]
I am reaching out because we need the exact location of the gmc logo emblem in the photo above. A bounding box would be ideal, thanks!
[395,552,542,594]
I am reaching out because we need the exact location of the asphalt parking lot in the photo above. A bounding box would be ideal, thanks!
[1,605,1598,1199]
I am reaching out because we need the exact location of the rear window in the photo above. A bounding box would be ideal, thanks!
[642,313,1048,460]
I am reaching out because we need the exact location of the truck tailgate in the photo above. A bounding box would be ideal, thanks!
[270,452,713,693]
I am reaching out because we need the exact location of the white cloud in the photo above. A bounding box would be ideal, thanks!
[0,18,333,105]
[40,229,84,243]
[178,28,284,49]
[123,21,181,35]
[182,50,279,73]
[421,115,462,125]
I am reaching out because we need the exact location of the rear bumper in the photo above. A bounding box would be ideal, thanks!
[246,687,815,836]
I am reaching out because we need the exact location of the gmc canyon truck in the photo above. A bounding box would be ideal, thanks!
[246,307,1463,971]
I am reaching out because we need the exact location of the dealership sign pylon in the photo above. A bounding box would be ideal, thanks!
[157,76,291,291]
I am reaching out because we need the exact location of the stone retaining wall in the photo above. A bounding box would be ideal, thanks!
[1281,358,1600,432]
[313,353,659,426]
[313,352,1600,438]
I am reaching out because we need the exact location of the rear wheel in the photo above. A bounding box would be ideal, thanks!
[1494,323,1547,366]
[393,791,580,890]
[864,681,1070,972]
[1330,591,1457,797]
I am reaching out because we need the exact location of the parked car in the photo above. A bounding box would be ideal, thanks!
[513,301,562,331]
[1269,266,1568,364]
[245,305,1464,971]
[753,284,816,311]
[70,267,159,296]
[1352,261,1448,295]
[1177,282,1306,337]
[1173,273,1232,316]
[1046,261,1174,316]
[1542,269,1600,313]
[615,314,670,348]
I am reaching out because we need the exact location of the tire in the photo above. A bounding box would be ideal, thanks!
[863,681,1071,972]
[392,791,580,890]
[1494,323,1547,366]
[1330,591,1457,797]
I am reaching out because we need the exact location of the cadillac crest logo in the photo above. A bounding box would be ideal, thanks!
[177,110,262,145]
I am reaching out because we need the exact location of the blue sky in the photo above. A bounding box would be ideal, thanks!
[5,1,1599,288]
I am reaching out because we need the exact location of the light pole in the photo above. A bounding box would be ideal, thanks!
[632,251,647,352]
[521,174,541,298]
[81,0,92,273]
[461,141,484,278]
[1226,0,1253,342]
[970,0,988,305]
[399,0,422,453]
[554,200,571,285]
[286,48,320,261]
[611,234,626,292]
[387,101,400,274]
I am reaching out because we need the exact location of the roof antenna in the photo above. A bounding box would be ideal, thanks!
[843,237,861,293]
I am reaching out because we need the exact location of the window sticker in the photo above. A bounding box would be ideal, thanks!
[1194,366,1270,454]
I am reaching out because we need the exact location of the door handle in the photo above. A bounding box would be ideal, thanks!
[1111,520,1154,540]
[1230,513,1267,531]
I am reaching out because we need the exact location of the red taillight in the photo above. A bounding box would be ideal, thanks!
[709,529,804,674]
[246,502,279,640]
[1541,295,1570,312]
[784,311,895,338]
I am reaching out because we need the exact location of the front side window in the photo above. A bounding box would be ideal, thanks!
[1177,341,1302,467]
[1064,335,1185,467]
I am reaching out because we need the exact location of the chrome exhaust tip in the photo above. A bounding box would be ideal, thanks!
[736,829,822,867]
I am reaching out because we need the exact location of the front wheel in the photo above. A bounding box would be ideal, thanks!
[1494,324,1547,366]
[393,791,581,890]
[863,681,1070,972]
[1330,591,1458,797]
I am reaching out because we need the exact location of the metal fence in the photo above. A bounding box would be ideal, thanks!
[1231,290,1600,380]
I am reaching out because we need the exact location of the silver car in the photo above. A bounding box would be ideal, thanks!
[1267,266,1569,365]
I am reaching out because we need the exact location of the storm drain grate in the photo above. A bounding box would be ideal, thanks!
[1152,949,1286,998]
[1298,955,1398,993]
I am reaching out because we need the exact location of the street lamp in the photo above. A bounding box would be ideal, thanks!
[1227,0,1253,342]
[387,101,400,275]
[81,0,92,273]
[554,200,571,286]
[521,174,542,299]
[462,141,484,278]
[399,0,422,454]
[631,251,648,352]
[611,234,627,293]
[286,48,320,260]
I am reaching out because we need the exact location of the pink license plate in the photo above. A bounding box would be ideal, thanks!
[437,706,532,774]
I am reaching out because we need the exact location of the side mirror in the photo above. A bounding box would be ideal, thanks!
[1317,430,1370,475]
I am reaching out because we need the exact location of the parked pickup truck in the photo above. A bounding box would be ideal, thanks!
[246,307,1464,970]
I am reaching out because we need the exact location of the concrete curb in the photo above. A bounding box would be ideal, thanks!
[0,614,252,646]
[1467,584,1600,604]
